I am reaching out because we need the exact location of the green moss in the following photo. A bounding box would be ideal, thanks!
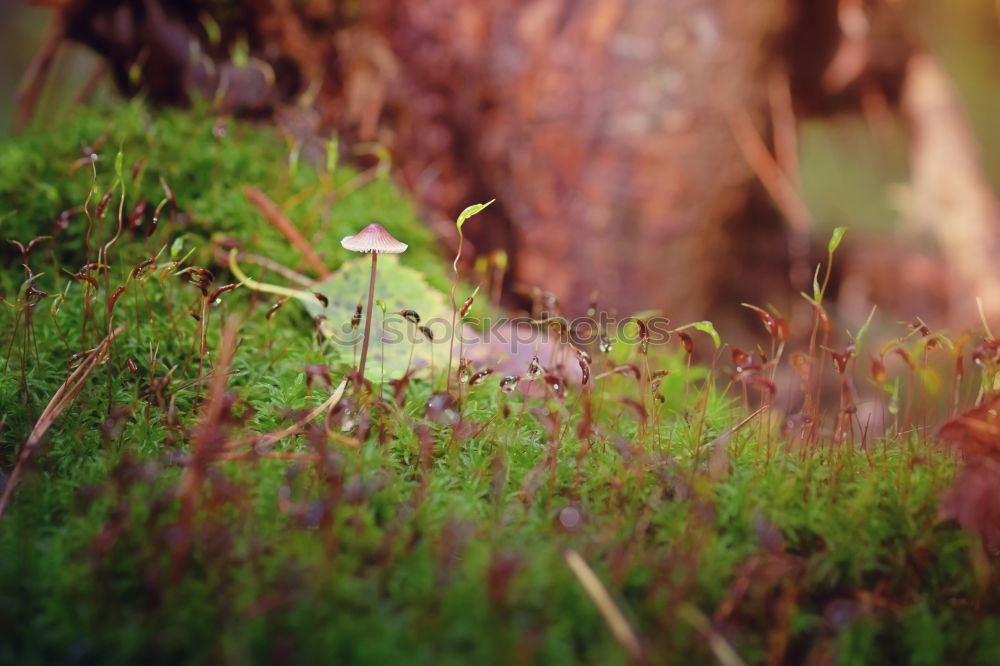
[1,99,441,276]
[0,101,996,665]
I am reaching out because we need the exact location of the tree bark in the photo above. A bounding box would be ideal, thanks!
[29,0,1000,330]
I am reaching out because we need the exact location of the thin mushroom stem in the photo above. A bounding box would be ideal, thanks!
[357,253,378,392]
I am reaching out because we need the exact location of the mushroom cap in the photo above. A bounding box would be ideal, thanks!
[341,223,408,254]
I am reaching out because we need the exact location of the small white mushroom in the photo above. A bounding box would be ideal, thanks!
[341,223,408,388]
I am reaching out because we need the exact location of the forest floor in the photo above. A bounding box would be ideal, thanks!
[1,103,999,666]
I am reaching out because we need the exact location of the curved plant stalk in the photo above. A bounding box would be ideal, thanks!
[221,378,350,452]
[229,248,318,304]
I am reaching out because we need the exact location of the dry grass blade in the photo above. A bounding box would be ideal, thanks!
[693,405,770,458]
[220,378,349,452]
[727,108,812,286]
[0,325,126,520]
[564,549,645,663]
[677,602,747,666]
[244,186,330,278]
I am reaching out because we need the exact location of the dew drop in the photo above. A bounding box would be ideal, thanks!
[599,335,613,353]
[425,392,459,425]
[543,374,564,399]
[470,368,494,386]
[558,506,582,531]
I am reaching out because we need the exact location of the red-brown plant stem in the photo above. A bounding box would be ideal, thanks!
[244,186,331,278]
[174,319,238,580]
[357,253,378,393]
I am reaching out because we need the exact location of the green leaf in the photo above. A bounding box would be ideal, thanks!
[231,38,249,67]
[854,305,877,353]
[456,200,495,230]
[812,264,822,304]
[828,226,847,255]
[675,321,721,349]
[627,308,664,321]
[170,235,186,260]
[303,255,452,380]
[199,11,222,45]
[17,271,45,300]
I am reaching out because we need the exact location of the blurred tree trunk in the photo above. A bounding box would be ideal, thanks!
[361,0,789,325]
[23,0,1000,329]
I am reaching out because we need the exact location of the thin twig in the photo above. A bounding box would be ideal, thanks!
[677,602,747,666]
[565,549,645,663]
[244,187,330,278]
[15,14,66,128]
[727,108,812,288]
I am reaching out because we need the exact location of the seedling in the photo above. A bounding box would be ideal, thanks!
[447,200,493,390]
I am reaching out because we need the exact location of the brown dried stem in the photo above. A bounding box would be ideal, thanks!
[0,325,126,520]
[244,186,331,278]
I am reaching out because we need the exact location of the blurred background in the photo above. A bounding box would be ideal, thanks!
[3,0,1000,341]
